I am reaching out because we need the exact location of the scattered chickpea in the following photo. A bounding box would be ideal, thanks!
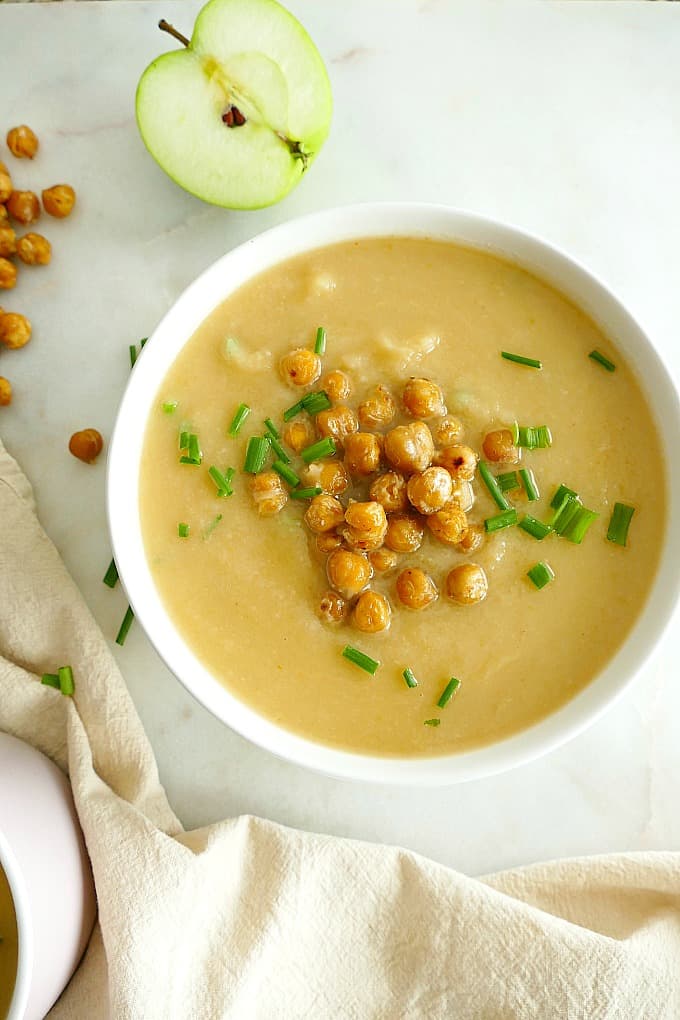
[449,478,475,512]
[445,563,488,605]
[249,471,288,516]
[456,522,485,554]
[384,512,424,553]
[320,369,351,403]
[344,431,381,477]
[434,444,478,481]
[326,547,372,598]
[396,567,438,610]
[0,167,11,204]
[68,428,104,464]
[0,311,30,348]
[6,190,40,225]
[343,500,388,551]
[384,421,434,474]
[302,459,349,496]
[0,258,16,289]
[482,429,520,464]
[42,184,76,219]
[427,503,468,546]
[0,377,12,406]
[369,548,398,573]
[353,590,391,633]
[283,417,315,453]
[16,232,51,266]
[315,405,359,449]
[6,125,39,160]
[279,347,321,387]
[0,226,16,258]
[407,466,453,515]
[433,416,463,446]
[357,384,396,429]
[317,590,347,625]
[315,531,343,555]
[304,493,345,534]
[402,377,446,419]
[369,471,408,513]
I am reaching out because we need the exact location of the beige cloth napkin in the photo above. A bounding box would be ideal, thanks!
[1,438,679,1020]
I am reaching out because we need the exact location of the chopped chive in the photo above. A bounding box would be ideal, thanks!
[301,390,332,415]
[589,349,616,372]
[264,417,280,440]
[479,461,511,510]
[58,665,75,697]
[129,344,138,368]
[273,460,300,487]
[202,514,223,540]
[516,425,552,449]
[519,515,552,540]
[402,667,419,689]
[552,495,582,536]
[162,401,178,415]
[497,470,520,492]
[208,465,235,496]
[563,507,599,544]
[140,337,148,349]
[501,351,542,369]
[437,677,461,708]
[268,434,290,464]
[342,645,380,675]
[243,436,271,473]
[607,502,635,546]
[511,421,520,445]
[527,561,555,589]
[424,718,441,727]
[115,606,135,646]
[290,486,322,500]
[283,399,304,422]
[549,492,578,529]
[519,468,539,501]
[301,437,336,463]
[179,433,202,465]
[314,326,327,356]
[103,558,119,589]
[178,522,190,538]
[41,673,60,689]
[228,402,251,437]
[550,484,578,509]
[179,429,190,450]
[485,508,518,533]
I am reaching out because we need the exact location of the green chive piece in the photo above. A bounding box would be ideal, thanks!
[519,468,539,501]
[511,421,520,445]
[501,351,542,369]
[301,437,336,463]
[607,502,635,546]
[589,349,616,372]
[283,400,304,422]
[179,429,190,450]
[58,665,75,697]
[479,461,511,511]
[497,470,520,492]
[516,425,552,449]
[208,465,235,496]
[41,673,60,689]
[402,667,419,689]
[178,522,190,538]
[202,514,223,540]
[550,484,578,509]
[243,436,271,474]
[527,561,555,589]
[549,492,579,529]
[301,390,332,415]
[424,718,441,727]
[129,344,138,368]
[342,645,380,675]
[314,326,327,356]
[563,507,599,545]
[552,495,582,536]
[268,435,290,464]
[485,508,518,533]
[519,515,552,540]
[140,337,148,349]
[115,606,135,646]
[179,433,202,466]
[264,418,280,440]
[290,486,323,500]
[437,677,461,708]
[228,403,251,437]
[162,401,178,415]
[272,460,300,487]
[103,558,119,589]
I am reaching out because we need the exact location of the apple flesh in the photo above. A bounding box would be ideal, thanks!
[136,0,332,209]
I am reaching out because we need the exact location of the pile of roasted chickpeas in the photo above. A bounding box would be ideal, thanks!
[250,345,521,634]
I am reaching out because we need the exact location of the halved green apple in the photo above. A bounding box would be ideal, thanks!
[136,0,332,209]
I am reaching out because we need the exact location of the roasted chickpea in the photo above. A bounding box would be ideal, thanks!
[302,458,349,496]
[445,563,488,605]
[282,417,315,453]
[315,405,359,449]
[0,312,30,348]
[434,444,478,481]
[0,377,11,406]
[304,493,345,534]
[449,478,475,513]
[42,184,76,219]
[482,429,519,464]
[343,500,388,551]
[327,548,372,598]
[396,568,438,610]
[369,548,398,573]
[321,369,351,403]
[384,512,424,553]
[315,531,343,555]
[279,347,321,387]
[6,126,39,159]
[317,590,347,625]
[456,522,485,554]
[427,503,468,546]
[353,590,391,633]
[407,466,453,515]
[249,471,288,516]
[6,191,40,225]
[402,377,446,419]
[0,226,16,257]
[0,258,16,289]
[433,416,463,446]
[68,428,104,464]
[0,167,11,204]
[16,232,51,266]
[384,421,434,474]
[344,432,381,477]
[357,384,396,429]
[369,471,408,513]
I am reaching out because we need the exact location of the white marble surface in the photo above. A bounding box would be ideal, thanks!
[1,0,679,876]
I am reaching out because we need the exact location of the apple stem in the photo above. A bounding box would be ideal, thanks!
[158,19,190,48]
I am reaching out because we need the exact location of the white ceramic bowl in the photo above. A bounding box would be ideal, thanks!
[107,203,680,785]
[0,733,96,1020]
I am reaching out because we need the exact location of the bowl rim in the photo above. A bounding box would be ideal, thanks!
[107,201,680,785]
[0,827,33,1020]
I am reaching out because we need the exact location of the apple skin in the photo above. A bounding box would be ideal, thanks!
[136,0,332,210]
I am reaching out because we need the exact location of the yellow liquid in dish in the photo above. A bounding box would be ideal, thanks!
[0,864,18,1019]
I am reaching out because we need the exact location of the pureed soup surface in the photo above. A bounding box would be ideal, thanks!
[0,864,18,1018]
[140,238,665,757]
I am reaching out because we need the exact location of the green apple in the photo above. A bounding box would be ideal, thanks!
[136,0,332,209]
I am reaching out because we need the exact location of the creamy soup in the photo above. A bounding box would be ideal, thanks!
[0,864,18,1019]
[140,238,665,756]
